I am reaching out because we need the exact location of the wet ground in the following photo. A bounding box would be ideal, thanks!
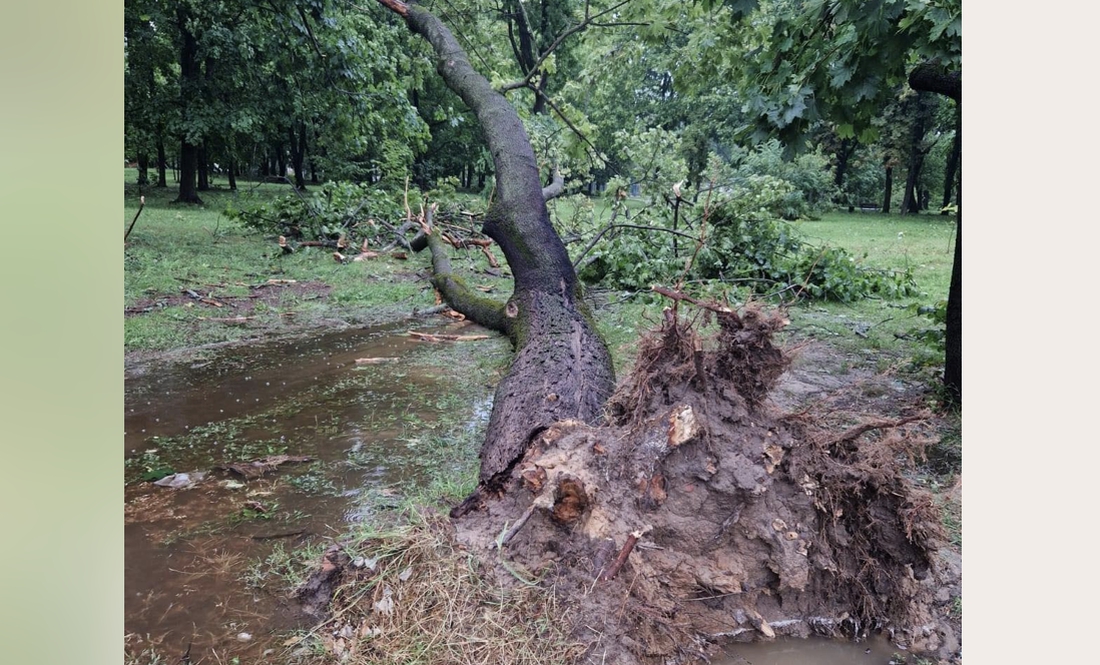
[124,321,496,663]
[124,321,932,665]
[717,633,903,664]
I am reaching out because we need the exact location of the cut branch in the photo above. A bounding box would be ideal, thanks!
[541,165,565,201]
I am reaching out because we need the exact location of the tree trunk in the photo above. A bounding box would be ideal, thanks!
[156,139,167,187]
[173,10,203,205]
[227,157,237,190]
[197,144,210,191]
[941,108,960,213]
[901,153,923,214]
[376,0,615,491]
[833,137,855,191]
[290,122,307,190]
[136,154,150,186]
[276,145,287,181]
[909,64,961,406]
[882,165,893,213]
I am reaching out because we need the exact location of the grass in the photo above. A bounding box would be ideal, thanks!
[124,168,439,353]
[280,509,585,665]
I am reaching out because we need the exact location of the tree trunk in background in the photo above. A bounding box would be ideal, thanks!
[835,139,856,210]
[882,166,893,213]
[227,157,237,190]
[136,154,150,186]
[375,0,616,493]
[900,92,930,215]
[909,64,961,407]
[290,122,307,190]
[156,139,167,187]
[197,144,210,190]
[173,7,203,204]
[941,108,960,213]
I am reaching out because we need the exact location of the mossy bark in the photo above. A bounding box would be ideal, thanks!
[385,0,616,486]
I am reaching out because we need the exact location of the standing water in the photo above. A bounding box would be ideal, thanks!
[124,322,497,663]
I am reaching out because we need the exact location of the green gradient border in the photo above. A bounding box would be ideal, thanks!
[0,2,122,664]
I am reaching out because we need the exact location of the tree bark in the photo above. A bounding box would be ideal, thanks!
[173,7,203,205]
[882,165,893,213]
[909,64,961,406]
[290,121,308,190]
[376,0,615,489]
[941,107,960,212]
[156,139,167,188]
[136,154,150,186]
[197,144,210,191]
[901,152,923,214]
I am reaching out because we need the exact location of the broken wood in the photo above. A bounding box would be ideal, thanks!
[651,285,733,314]
[496,501,540,549]
[599,525,652,582]
[827,414,927,448]
[199,316,254,324]
[223,454,313,479]
[407,331,490,342]
[124,196,145,242]
[354,357,400,365]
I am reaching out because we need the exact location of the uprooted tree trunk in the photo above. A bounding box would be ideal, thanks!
[332,5,961,664]
[374,0,615,496]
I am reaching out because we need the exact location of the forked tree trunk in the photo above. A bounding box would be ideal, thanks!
[374,0,615,491]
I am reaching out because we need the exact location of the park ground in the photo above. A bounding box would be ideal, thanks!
[124,171,961,665]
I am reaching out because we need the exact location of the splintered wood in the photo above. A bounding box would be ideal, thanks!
[407,331,489,343]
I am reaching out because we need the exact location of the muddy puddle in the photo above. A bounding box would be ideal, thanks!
[716,633,904,664]
[125,321,498,663]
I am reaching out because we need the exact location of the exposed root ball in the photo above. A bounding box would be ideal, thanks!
[308,301,960,665]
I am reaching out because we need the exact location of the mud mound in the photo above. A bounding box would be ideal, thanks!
[447,304,959,664]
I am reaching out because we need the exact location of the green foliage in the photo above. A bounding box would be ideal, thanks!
[733,140,837,219]
[578,182,917,303]
[224,181,406,241]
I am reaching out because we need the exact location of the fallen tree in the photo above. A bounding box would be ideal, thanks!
[301,3,962,663]
[374,0,616,500]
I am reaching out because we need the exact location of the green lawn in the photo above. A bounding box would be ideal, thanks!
[126,171,958,388]
[124,169,445,352]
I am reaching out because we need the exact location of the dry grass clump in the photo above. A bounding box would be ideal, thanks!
[289,511,585,665]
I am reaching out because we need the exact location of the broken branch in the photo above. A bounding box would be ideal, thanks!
[598,525,652,582]
[407,331,490,342]
[651,285,733,314]
[124,196,146,242]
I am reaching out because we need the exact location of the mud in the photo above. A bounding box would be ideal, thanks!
[446,304,961,665]
[124,321,498,663]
